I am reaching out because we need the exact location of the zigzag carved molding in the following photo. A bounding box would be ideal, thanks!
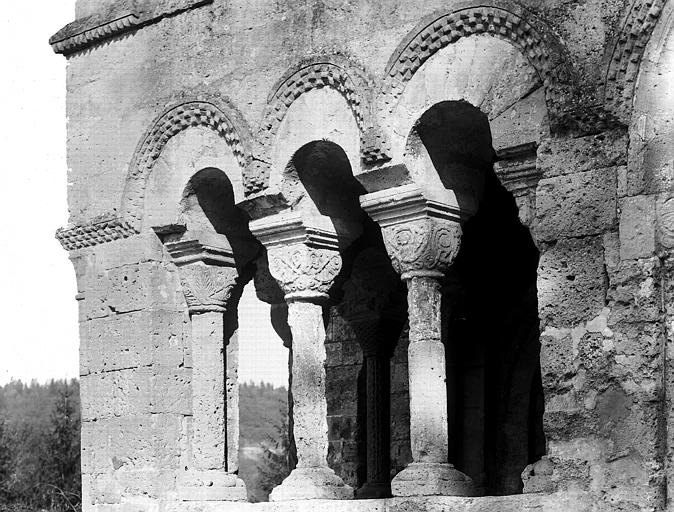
[604,0,668,122]
[121,98,252,231]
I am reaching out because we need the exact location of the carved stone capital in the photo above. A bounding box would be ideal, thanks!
[250,212,346,301]
[178,265,238,313]
[162,230,240,314]
[267,244,342,301]
[361,185,462,279]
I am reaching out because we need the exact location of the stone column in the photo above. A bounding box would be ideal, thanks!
[164,233,247,501]
[341,249,402,498]
[355,320,393,498]
[251,214,354,501]
[361,185,475,497]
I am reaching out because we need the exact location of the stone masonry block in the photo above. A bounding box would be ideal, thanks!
[84,472,123,505]
[537,131,627,179]
[95,233,166,270]
[534,168,617,241]
[80,368,152,421]
[607,258,662,325]
[103,415,183,471]
[81,310,188,375]
[619,195,656,260]
[538,236,607,326]
[539,328,575,391]
[150,366,191,415]
[326,365,359,416]
[656,194,674,250]
[81,262,183,321]
[114,468,177,499]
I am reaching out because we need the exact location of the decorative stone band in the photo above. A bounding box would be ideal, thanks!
[55,217,139,251]
[604,0,667,122]
[164,232,239,314]
[360,185,463,279]
[49,0,214,55]
[250,212,344,301]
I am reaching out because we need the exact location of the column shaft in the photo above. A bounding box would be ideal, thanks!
[406,276,449,463]
[365,353,390,484]
[226,330,239,474]
[287,301,328,468]
[191,312,227,470]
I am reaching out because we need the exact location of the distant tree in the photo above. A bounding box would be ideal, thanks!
[43,380,81,511]
[256,404,290,500]
[0,415,12,502]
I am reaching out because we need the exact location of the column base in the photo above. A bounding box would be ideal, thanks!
[269,466,354,501]
[391,462,476,497]
[355,481,391,499]
[177,470,247,501]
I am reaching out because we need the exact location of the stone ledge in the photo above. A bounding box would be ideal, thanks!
[49,0,213,55]
[124,491,595,512]
[55,216,140,251]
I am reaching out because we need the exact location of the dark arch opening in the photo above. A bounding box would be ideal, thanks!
[409,101,545,496]
[285,140,408,498]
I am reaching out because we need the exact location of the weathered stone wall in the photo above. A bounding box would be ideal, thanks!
[71,234,191,505]
[53,0,674,509]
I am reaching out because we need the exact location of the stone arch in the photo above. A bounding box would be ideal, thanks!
[254,55,377,190]
[626,0,674,199]
[121,97,253,230]
[377,0,572,141]
[604,0,669,123]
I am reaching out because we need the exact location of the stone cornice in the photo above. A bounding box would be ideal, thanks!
[250,211,341,251]
[55,216,139,251]
[49,0,213,55]
[359,184,463,228]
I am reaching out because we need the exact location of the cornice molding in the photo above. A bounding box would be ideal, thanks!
[55,216,139,252]
[49,0,213,55]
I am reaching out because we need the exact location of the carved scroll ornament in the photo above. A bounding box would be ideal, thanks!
[267,245,342,300]
[382,217,461,278]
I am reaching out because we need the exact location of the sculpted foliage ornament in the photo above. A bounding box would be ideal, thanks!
[179,265,238,314]
[382,218,462,278]
[268,245,342,300]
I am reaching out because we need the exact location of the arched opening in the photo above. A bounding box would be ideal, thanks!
[179,167,257,266]
[237,279,291,502]
[280,140,408,498]
[181,168,296,502]
[407,101,545,495]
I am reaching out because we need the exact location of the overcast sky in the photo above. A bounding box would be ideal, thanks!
[0,1,288,388]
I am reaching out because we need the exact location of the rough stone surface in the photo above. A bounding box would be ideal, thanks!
[54,0,674,509]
